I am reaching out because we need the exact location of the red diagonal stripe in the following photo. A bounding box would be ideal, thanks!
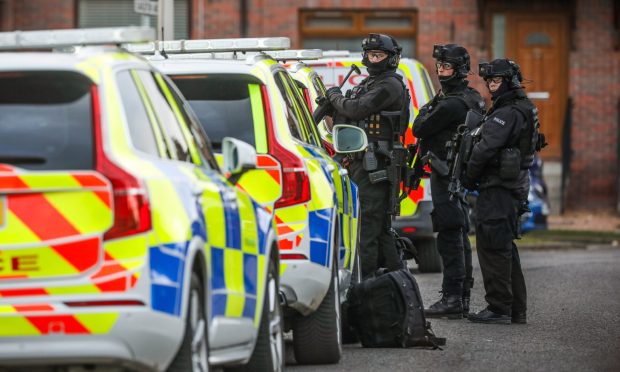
[95,276,127,292]
[93,191,111,208]
[407,79,419,110]
[52,237,100,272]
[14,304,54,312]
[257,155,279,168]
[72,174,107,188]
[91,263,126,280]
[27,315,90,334]
[0,164,15,172]
[266,170,280,183]
[0,288,48,297]
[9,193,80,240]
[0,175,29,190]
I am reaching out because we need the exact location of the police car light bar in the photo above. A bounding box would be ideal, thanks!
[269,49,323,61]
[124,37,291,54]
[0,27,155,50]
[322,50,357,57]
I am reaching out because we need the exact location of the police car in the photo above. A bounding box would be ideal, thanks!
[0,28,283,371]
[304,51,442,272]
[133,38,362,364]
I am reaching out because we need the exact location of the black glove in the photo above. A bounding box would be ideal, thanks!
[315,95,329,106]
[461,173,478,191]
[326,86,343,100]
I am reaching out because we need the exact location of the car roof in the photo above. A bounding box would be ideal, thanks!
[150,57,254,74]
[0,48,146,71]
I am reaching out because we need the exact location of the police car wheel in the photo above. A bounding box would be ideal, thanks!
[168,273,209,372]
[241,256,284,371]
[292,249,342,364]
[417,238,443,273]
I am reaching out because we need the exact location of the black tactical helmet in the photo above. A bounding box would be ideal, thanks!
[432,44,470,79]
[479,58,523,89]
[362,33,402,68]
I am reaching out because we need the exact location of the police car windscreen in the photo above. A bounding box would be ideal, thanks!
[0,71,94,171]
[171,74,261,151]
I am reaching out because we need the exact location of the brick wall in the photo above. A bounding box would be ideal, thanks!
[4,0,620,212]
[566,0,620,211]
[12,0,75,30]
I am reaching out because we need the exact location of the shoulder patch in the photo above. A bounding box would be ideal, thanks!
[492,116,506,126]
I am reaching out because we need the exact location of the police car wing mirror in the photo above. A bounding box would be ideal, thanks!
[222,137,257,184]
[332,124,368,153]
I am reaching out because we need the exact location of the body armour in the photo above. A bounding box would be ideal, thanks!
[330,70,406,131]
[413,80,485,160]
[466,88,531,195]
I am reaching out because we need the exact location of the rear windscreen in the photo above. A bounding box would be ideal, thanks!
[0,71,94,170]
[170,74,262,151]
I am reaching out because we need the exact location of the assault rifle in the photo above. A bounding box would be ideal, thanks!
[446,109,484,199]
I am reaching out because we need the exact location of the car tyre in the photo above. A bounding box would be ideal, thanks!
[292,252,342,364]
[417,238,442,273]
[167,273,209,372]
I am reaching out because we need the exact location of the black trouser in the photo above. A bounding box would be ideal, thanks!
[461,199,473,298]
[475,186,527,316]
[430,173,468,296]
[348,159,401,278]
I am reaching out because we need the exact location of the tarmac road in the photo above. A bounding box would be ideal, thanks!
[287,246,620,372]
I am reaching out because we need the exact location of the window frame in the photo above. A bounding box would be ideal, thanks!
[299,9,418,56]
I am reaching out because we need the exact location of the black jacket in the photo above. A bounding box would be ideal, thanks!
[329,69,404,123]
[412,80,483,160]
[466,88,530,196]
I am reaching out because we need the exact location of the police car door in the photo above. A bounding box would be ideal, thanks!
[306,72,357,276]
[134,70,259,344]
[159,73,267,344]
[273,70,344,269]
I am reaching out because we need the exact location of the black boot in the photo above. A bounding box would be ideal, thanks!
[468,308,511,324]
[512,311,527,324]
[424,292,463,319]
[461,296,470,318]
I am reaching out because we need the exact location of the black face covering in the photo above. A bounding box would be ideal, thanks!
[491,78,510,100]
[438,72,463,92]
[362,54,391,76]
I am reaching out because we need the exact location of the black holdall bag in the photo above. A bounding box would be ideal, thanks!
[347,269,446,348]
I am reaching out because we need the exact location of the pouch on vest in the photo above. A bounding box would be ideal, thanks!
[499,148,521,180]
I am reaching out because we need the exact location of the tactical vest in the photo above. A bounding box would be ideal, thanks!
[511,98,546,169]
[350,72,410,142]
[444,86,486,117]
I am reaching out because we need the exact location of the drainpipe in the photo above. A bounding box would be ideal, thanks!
[240,0,248,37]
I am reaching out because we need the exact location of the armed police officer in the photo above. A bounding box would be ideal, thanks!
[464,58,545,324]
[412,44,485,319]
[325,34,407,278]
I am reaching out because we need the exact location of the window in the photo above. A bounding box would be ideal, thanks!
[116,70,159,156]
[135,70,190,162]
[161,75,219,170]
[273,71,305,142]
[492,14,506,59]
[280,72,321,147]
[0,71,93,170]
[300,9,417,57]
[78,0,189,39]
[170,74,262,153]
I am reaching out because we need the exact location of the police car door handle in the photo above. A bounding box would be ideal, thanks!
[192,186,206,197]
[339,169,348,176]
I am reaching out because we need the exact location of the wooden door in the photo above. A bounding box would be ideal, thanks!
[506,13,569,160]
